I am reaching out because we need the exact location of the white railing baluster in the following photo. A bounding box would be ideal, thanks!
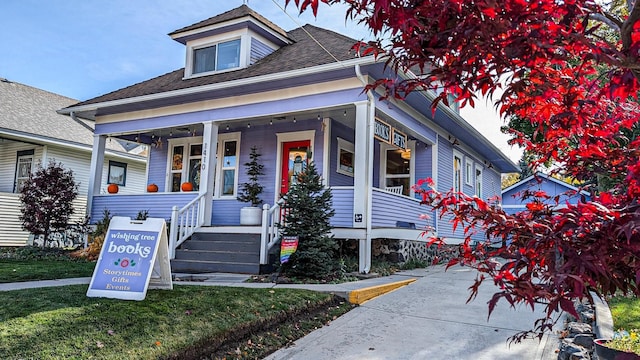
[259,198,286,264]
[169,193,207,259]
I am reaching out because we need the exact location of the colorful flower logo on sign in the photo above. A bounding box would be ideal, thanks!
[114,258,136,268]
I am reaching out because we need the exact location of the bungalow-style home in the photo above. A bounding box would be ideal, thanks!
[59,5,517,273]
[0,78,147,247]
[501,172,591,214]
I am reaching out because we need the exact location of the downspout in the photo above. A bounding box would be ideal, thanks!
[70,111,96,133]
[355,64,373,273]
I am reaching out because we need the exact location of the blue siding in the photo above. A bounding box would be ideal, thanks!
[371,189,433,229]
[148,138,168,190]
[373,141,380,188]
[502,176,589,207]
[376,99,438,144]
[214,118,325,223]
[329,120,355,187]
[414,142,432,196]
[250,37,275,64]
[211,200,245,225]
[95,88,366,135]
[331,187,354,227]
[91,193,197,223]
[437,135,454,193]
[484,168,501,200]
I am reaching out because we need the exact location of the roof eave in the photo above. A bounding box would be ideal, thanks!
[0,128,146,163]
[59,56,378,117]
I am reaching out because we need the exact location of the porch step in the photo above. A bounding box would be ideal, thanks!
[171,232,262,274]
[170,259,260,274]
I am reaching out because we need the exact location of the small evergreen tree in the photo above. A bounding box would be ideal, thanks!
[280,160,338,279]
[20,160,78,248]
[238,146,265,206]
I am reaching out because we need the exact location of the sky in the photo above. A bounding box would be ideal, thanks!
[0,0,522,164]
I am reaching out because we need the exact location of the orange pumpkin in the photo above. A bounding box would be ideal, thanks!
[147,183,159,192]
[107,183,119,194]
[181,182,193,192]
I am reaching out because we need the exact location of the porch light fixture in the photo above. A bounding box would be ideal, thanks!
[226,125,230,131]
[293,117,297,123]
[247,123,251,128]
[401,149,411,160]
[343,110,347,117]
[317,115,321,121]
[269,119,273,125]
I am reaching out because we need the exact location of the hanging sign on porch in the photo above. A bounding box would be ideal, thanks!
[392,129,407,149]
[375,118,408,150]
[374,118,392,144]
[87,216,172,301]
[280,236,299,264]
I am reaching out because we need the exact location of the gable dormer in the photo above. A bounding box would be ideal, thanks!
[168,5,292,79]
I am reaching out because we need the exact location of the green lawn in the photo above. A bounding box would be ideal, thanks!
[0,259,95,283]
[0,284,351,359]
[609,295,640,330]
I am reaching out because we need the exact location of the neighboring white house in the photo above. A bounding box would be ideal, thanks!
[0,78,147,246]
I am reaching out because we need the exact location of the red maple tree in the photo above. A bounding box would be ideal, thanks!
[287,0,640,340]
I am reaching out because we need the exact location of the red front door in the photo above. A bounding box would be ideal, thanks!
[280,140,311,195]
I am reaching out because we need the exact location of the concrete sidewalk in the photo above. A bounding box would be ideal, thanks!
[265,265,560,360]
[0,266,560,359]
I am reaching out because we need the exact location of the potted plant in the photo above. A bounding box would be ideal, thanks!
[238,146,265,225]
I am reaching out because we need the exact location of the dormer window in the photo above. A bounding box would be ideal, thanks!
[193,39,241,74]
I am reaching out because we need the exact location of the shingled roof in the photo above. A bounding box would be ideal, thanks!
[169,4,289,41]
[70,23,361,108]
[0,78,127,153]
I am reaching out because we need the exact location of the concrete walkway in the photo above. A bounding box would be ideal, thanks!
[0,266,560,359]
[266,266,560,360]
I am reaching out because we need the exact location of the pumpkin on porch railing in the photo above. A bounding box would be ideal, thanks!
[107,183,119,194]
[147,183,159,192]
[181,182,194,192]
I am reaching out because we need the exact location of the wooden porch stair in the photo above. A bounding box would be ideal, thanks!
[170,232,262,274]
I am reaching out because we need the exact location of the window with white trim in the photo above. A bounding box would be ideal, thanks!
[465,158,473,185]
[14,149,34,193]
[475,165,483,198]
[192,39,241,75]
[453,150,463,193]
[216,132,241,198]
[336,137,354,177]
[167,137,203,192]
[381,141,415,196]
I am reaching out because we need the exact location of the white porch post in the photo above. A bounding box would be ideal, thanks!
[200,121,218,226]
[86,134,106,219]
[354,100,373,273]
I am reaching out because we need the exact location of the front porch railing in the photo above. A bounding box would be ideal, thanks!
[259,198,285,264]
[169,192,207,259]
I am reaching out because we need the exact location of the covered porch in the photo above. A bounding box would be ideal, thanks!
[85,98,439,273]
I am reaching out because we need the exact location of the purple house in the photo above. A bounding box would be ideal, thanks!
[59,5,517,273]
[501,173,591,215]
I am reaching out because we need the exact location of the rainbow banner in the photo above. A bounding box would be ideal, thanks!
[280,236,299,264]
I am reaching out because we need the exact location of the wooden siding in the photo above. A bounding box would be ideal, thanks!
[437,135,454,193]
[331,187,354,227]
[371,188,433,230]
[376,99,438,144]
[147,141,168,191]
[0,193,30,246]
[414,142,433,193]
[502,175,588,208]
[0,193,87,246]
[211,200,245,225]
[0,141,44,193]
[250,37,275,65]
[90,193,196,222]
[329,121,355,187]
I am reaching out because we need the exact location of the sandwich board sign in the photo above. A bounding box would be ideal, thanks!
[87,216,172,300]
